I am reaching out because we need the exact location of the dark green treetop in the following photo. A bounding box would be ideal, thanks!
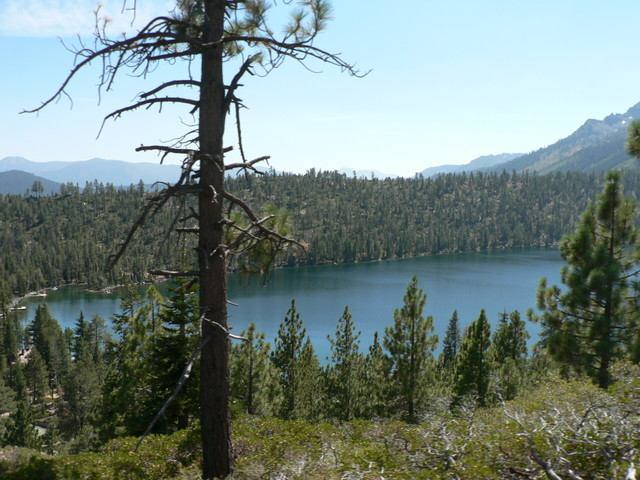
[3,400,40,449]
[271,299,307,419]
[231,322,282,417]
[326,306,366,421]
[440,310,461,371]
[384,276,438,422]
[490,310,529,365]
[454,309,492,408]
[627,119,640,159]
[536,171,640,388]
[27,304,69,390]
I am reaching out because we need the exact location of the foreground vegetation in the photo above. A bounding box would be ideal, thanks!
[1,368,639,479]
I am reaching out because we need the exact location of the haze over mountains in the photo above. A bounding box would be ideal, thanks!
[0,170,61,195]
[1,101,639,194]
[419,153,524,178]
[0,157,181,189]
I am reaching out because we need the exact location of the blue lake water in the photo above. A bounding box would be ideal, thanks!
[17,248,563,360]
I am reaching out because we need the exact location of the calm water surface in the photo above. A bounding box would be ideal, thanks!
[18,248,563,360]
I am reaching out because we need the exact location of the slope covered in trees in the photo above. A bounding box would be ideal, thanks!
[0,182,180,297]
[1,170,632,299]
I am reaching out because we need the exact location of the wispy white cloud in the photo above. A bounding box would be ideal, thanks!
[0,0,175,37]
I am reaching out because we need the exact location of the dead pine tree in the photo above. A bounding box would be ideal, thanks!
[23,1,362,478]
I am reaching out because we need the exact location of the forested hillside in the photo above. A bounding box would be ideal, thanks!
[0,181,181,297]
[1,170,635,298]
[229,169,612,264]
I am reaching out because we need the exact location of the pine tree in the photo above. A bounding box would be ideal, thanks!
[383,276,438,421]
[363,331,391,418]
[86,315,109,371]
[271,300,307,419]
[27,304,69,390]
[537,171,640,388]
[1,309,20,386]
[145,282,200,432]
[73,311,89,361]
[230,323,282,417]
[24,1,359,473]
[3,399,40,449]
[101,289,158,437]
[146,284,164,333]
[488,310,529,401]
[58,313,109,448]
[291,338,323,421]
[454,309,492,408]
[490,310,529,364]
[0,375,16,421]
[59,355,101,450]
[24,347,49,408]
[41,419,61,455]
[10,363,27,402]
[31,180,44,198]
[627,119,640,159]
[440,310,461,372]
[326,306,365,420]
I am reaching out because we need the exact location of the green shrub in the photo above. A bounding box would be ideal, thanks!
[0,429,201,480]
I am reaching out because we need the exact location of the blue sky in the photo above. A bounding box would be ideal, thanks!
[1,1,639,177]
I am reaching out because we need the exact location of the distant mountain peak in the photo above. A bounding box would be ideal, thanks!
[418,101,640,177]
[486,101,640,175]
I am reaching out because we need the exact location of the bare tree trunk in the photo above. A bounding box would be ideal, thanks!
[199,1,231,477]
[24,3,359,478]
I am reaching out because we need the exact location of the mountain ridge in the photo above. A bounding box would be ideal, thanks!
[0,157,182,187]
[419,153,523,178]
[4,101,640,187]
[485,102,640,174]
[0,170,61,195]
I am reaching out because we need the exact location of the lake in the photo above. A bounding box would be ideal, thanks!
[17,248,563,360]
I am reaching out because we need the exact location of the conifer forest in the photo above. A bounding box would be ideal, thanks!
[2,169,640,479]
[0,169,628,297]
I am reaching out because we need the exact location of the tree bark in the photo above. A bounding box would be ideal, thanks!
[199,1,232,478]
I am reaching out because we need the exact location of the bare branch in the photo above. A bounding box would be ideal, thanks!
[220,35,367,77]
[108,177,207,269]
[148,269,200,277]
[224,54,259,112]
[136,145,197,155]
[201,316,248,342]
[176,227,200,234]
[505,409,564,480]
[22,18,201,115]
[102,96,199,127]
[147,49,202,61]
[135,145,197,164]
[225,155,270,174]
[139,80,202,99]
